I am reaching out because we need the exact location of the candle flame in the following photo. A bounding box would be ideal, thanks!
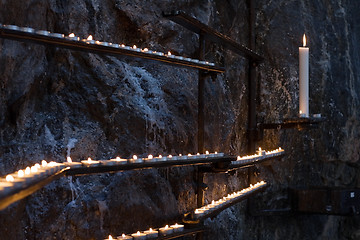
[168,155,172,158]
[67,157,72,163]
[205,150,209,154]
[31,166,38,173]
[42,160,48,167]
[168,51,171,55]
[259,147,262,151]
[116,157,121,161]
[87,157,92,162]
[108,235,113,240]
[149,228,153,232]
[143,48,148,52]
[87,35,93,41]
[158,155,162,158]
[6,175,14,182]
[133,45,137,49]
[122,234,126,237]
[34,163,40,169]
[148,155,153,159]
[18,170,24,178]
[303,34,306,47]
[25,167,31,175]
[69,33,75,37]
[165,225,169,229]
[133,155,137,160]
[136,231,140,235]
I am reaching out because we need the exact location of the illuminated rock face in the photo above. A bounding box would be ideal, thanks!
[0,0,359,239]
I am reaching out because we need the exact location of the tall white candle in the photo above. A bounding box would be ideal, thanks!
[299,34,309,117]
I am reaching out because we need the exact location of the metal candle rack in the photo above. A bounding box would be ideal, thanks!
[0,26,224,73]
[183,182,268,224]
[0,4,293,240]
[0,149,284,211]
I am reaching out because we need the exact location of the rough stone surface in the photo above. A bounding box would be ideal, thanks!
[0,0,359,239]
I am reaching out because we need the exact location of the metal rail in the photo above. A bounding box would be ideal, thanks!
[0,26,224,73]
[163,11,263,62]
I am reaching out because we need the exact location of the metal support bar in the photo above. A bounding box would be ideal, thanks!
[163,11,263,62]
[198,33,206,154]
[247,0,257,155]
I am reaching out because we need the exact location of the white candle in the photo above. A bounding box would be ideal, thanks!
[143,228,158,238]
[64,157,82,168]
[299,34,309,117]
[159,225,173,236]
[117,234,133,240]
[0,181,14,193]
[104,235,114,240]
[109,157,127,165]
[81,157,100,166]
[85,35,95,44]
[131,231,146,240]
[170,223,184,233]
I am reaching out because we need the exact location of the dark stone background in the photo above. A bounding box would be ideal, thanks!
[0,0,359,239]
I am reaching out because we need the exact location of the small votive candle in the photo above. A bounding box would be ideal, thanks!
[130,155,142,163]
[66,33,79,41]
[117,234,133,240]
[159,225,173,236]
[109,157,127,165]
[0,181,14,194]
[81,157,100,167]
[104,235,114,240]
[131,231,146,240]
[86,35,95,44]
[64,157,82,168]
[145,154,154,161]
[143,228,158,238]
[170,223,184,233]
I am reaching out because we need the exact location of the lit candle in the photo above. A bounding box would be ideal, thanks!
[104,235,114,240]
[117,233,133,240]
[155,155,166,161]
[4,174,25,187]
[131,231,146,240]
[64,157,82,168]
[86,35,95,44]
[143,228,158,238]
[159,225,173,236]
[170,223,184,233]
[81,157,100,167]
[0,181,14,194]
[109,156,127,165]
[129,155,142,163]
[299,34,309,117]
[194,208,206,218]
[66,33,79,41]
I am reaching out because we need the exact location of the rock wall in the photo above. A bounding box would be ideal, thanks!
[0,0,359,239]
